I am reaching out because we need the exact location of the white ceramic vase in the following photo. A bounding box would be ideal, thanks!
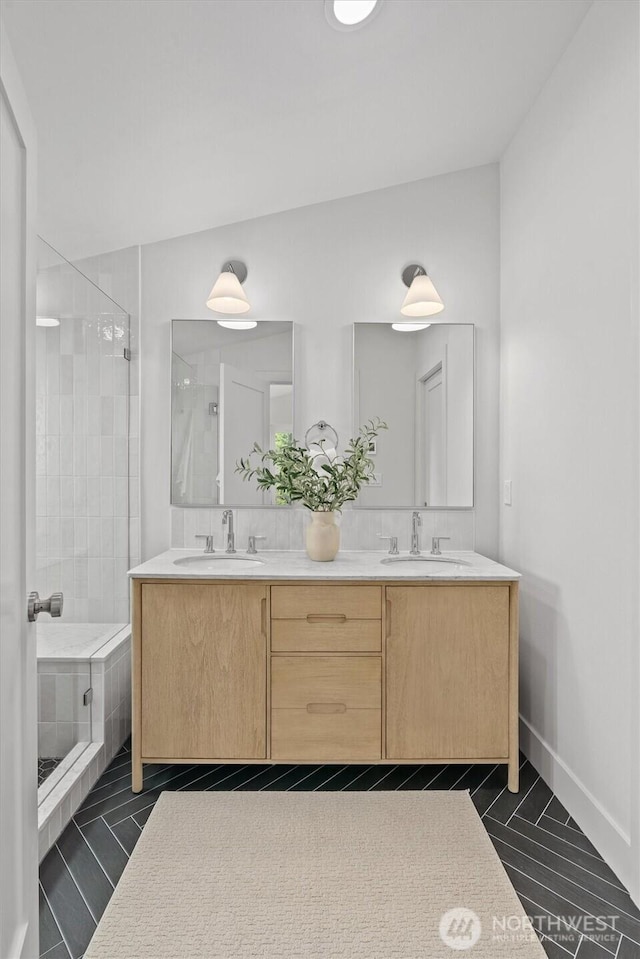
[306,511,340,562]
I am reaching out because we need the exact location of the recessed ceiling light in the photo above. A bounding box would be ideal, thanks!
[325,0,381,31]
[391,323,431,333]
[216,320,258,331]
[36,316,60,327]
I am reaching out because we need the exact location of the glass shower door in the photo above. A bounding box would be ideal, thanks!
[36,236,131,789]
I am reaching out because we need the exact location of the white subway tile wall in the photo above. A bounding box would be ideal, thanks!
[170,507,475,553]
[37,661,91,759]
[90,637,132,765]
[35,314,137,622]
[71,244,142,575]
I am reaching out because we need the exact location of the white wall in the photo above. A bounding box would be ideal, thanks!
[140,164,500,560]
[500,0,640,900]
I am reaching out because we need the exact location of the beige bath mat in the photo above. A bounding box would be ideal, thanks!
[85,790,545,958]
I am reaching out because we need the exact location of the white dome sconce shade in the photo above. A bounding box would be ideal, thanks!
[325,0,382,31]
[206,260,251,315]
[400,264,444,318]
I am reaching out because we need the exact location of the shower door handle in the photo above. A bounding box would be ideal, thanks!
[27,591,63,623]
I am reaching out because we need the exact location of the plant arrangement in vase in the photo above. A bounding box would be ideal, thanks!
[235,418,387,561]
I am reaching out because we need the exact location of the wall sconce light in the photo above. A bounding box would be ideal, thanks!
[206,260,256,329]
[400,264,444,318]
[36,316,60,327]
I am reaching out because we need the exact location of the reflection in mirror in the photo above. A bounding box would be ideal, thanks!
[171,320,293,506]
[353,323,474,508]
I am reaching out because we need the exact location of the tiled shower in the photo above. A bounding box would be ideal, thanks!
[35,239,133,623]
[35,238,136,853]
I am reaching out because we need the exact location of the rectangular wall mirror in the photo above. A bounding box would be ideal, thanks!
[353,323,474,508]
[171,320,294,506]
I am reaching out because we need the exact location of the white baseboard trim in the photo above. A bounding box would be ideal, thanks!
[519,716,638,903]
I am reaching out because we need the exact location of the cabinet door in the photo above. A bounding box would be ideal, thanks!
[386,586,510,759]
[140,583,267,759]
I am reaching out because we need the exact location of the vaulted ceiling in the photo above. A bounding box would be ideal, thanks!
[2,0,591,259]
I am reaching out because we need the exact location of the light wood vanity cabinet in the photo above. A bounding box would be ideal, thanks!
[132,578,519,793]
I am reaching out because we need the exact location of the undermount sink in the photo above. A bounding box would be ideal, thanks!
[380,555,470,571]
[173,554,265,571]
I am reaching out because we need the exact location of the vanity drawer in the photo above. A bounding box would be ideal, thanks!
[271,656,382,761]
[271,619,381,653]
[271,585,382,621]
[271,709,381,761]
[272,655,381,708]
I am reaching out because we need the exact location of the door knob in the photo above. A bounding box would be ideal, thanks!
[27,591,63,623]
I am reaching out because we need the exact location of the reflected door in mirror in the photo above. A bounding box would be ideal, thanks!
[354,323,473,508]
[420,364,445,507]
[171,320,293,507]
[219,363,269,505]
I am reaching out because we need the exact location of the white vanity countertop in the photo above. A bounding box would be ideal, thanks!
[128,550,521,581]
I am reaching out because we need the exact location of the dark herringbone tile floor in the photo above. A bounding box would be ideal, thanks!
[39,743,640,959]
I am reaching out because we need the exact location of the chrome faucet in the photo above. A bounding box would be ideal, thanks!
[222,510,236,553]
[410,511,422,555]
[195,534,215,554]
[431,536,450,556]
[377,534,399,555]
[247,535,266,555]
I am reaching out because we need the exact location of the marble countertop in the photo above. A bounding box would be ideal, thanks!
[37,622,129,661]
[129,549,521,581]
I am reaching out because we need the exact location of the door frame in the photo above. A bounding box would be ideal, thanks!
[414,354,448,508]
[0,20,38,959]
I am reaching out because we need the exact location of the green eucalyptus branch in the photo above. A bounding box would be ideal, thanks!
[235,418,388,512]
